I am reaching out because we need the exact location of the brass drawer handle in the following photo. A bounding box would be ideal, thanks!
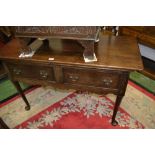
[69,75,79,82]
[40,70,48,79]
[13,68,21,75]
[102,79,113,86]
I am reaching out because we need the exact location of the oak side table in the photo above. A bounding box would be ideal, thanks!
[0,34,143,126]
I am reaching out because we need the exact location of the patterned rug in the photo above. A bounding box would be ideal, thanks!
[0,81,155,129]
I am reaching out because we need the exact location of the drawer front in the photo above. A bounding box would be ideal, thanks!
[7,63,55,82]
[63,67,120,89]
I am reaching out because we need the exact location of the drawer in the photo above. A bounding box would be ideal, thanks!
[63,67,120,89]
[7,63,55,82]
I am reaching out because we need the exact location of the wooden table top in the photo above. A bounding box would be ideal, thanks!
[0,34,143,71]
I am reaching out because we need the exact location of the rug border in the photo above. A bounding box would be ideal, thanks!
[128,80,155,100]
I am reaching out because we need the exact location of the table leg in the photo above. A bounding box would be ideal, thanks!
[0,117,9,129]
[111,95,123,126]
[12,81,30,111]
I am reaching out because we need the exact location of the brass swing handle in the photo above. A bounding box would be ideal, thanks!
[68,75,79,82]
[102,79,113,86]
[13,68,21,75]
[40,70,48,79]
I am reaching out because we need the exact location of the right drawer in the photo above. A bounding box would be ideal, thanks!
[63,67,121,89]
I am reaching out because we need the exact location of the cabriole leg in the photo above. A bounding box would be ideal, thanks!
[12,81,30,111]
[111,95,123,126]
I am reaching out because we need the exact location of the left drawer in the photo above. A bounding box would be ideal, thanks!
[6,63,55,82]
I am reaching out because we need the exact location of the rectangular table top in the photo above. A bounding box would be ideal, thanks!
[0,33,143,71]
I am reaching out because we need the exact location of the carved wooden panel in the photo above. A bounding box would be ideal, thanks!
[15,26,100,40]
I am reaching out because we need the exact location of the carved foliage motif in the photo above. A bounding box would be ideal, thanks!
[15,26,98,38]
[50,26,96,35]
[16,26,51,34]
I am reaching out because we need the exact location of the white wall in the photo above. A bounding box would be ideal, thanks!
[139,44,155,61]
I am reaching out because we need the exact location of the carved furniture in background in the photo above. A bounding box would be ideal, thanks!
[0,27,143,126]
[101,26,118,36]
[119,26,155,79]
[119,26,155,48]
[14,26,100,58]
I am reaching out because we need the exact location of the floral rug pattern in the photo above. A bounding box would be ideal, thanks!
[16,92,144,129]
[0,81,155,129]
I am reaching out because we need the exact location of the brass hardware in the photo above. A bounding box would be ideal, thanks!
[40,70,48,79]
[13,68,21,75]
[102,79,113,86]
[69,75,79,82]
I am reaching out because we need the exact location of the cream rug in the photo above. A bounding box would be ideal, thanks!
[0,81,155,128]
